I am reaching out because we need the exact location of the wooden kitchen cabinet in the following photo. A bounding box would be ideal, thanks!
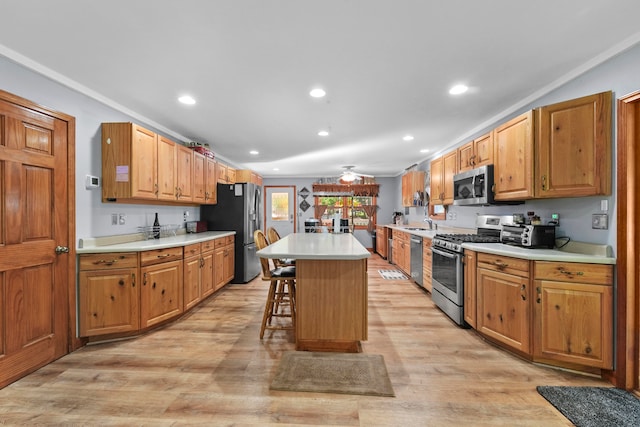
[401,170,426,206]
[183,243,202,311]
[493,111,535,201]
[192,153,207,204]
[463,249,477,328]
[78,253,139,337]
[204,159,218,204]
[392,230,410,275]
[157,135,178,201]
[535,91,612,198]
[458,132,493,172]
[201,239,216,298]
[217,163,236,184]
[140,247,183,328]
[533,261,613,369]
[429,149,457,205]
[376,225,388,259]
[422,237,432,293]
[215,235,235,290]
[102,122,158,201]
[236,169,263,186]
[476,253,531,354]
[175,144,194,201]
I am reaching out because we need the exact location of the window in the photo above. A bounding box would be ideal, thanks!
[270,192,289,221]
[315,195,376,230]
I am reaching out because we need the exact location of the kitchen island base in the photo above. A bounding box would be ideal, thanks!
[295,258,368,352]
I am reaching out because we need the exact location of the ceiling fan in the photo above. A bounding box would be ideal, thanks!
[340,165,373,182]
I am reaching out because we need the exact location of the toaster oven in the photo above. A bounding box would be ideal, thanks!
[501,224,555,249]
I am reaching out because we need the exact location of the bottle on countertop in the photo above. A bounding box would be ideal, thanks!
[153,212,160,239]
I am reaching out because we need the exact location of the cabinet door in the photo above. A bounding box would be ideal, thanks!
[463,250,477,328]
[157,135,176,201]
[175,144,193,201]
[183,255,201,311]
[477,268,531,353]
[201,250,215,298]
[131,124,158,199]
[214,247,226,290]
[534,280,613,368]
[79,268,139,336]
[205,159,218,204]
[473,132,493,168]
[535,91,612,198]
[224,243,235,283]
[430,157,444,204]
[442,150,458,205]
[422,238,432,293]
[458,141,475,172]
[217,163,228,183]
[493,111,534,200]
[192,152,207,204]
[140,260,183,328]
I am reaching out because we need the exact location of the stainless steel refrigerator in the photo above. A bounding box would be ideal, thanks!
[200,182,262,283]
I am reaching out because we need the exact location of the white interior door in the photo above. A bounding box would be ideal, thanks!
[265,186,296,237]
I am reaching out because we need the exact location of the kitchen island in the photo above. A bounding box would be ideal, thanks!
[257,232,371,352]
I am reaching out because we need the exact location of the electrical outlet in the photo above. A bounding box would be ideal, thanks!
[118,213,126,225]
[111,213,118,225]
[592,213,608,230]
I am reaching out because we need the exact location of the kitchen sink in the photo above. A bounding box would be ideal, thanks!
[403,227,428,231]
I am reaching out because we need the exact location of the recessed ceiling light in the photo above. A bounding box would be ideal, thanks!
[249,150,259,155]
[449,84,468,95]
[309,88,326,98]
[403,135,414,141]
[273,168,280,171]
[318,130,330,137]
[178,95,196,105]
[420,149,430,153]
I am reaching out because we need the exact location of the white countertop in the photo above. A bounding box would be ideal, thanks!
[461,242,616,264]
[77,231,235,254]
[257,233,371,260]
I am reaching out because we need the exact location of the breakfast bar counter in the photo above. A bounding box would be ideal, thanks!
[257,233,371,352]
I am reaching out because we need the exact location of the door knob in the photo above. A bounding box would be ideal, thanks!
[55,245,69,254]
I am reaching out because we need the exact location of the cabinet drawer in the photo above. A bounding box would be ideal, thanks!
[478,253,529,276]
[140,246,183,266]
[79,252,138,270]
[201,239,215,252]
[184,243,201,258]
[534,262,613,285]
[215,235,234,248]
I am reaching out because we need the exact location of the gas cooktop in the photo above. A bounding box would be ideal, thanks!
[432,233,501,253]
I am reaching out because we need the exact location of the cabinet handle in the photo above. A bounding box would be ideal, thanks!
[157,254,172,259]
[94,259,118,265]
[536,286,541,304]
[143,272,147,286]
[493,261,508,269]
[541,175,547,191]
[520,284,526,301]
[132,273,136,288]
[200,257,205,267]
[154,183,159,195]
[560,268,584,277]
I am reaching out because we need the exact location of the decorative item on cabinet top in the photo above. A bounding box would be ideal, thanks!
[187,142,215,159]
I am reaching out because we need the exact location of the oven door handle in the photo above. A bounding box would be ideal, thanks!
[431,247,458,259]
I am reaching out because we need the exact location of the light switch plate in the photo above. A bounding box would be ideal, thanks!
[592,213,608,229]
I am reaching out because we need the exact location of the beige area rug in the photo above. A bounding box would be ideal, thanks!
[270,351,395,397]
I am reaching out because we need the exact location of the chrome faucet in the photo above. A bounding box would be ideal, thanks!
[423,217,434,230]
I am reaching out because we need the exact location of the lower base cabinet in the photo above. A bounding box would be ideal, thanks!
[533,261,613,369]
[476,253,531,355]
[140,258,183,328]
[78,235,234,339]
[422,237,432,292]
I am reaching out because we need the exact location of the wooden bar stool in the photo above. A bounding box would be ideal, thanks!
[254,230,296,339]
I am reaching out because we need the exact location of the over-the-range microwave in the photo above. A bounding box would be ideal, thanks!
[452,164,523,206]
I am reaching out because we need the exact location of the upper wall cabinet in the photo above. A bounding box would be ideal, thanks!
[102,122,202,205]
[430,149,458,206]
[401,170,426,206]
[458,132,493,172]
[493,111,535,201]
[534,91,612,198]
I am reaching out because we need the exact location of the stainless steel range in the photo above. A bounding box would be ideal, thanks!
[431,215,511,326]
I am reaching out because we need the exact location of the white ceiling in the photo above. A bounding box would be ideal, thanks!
[2,1,640,178]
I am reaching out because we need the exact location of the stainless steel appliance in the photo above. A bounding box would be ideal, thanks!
[431,215,509,326]
[410,235,423,287]
[453,165,521,206]
[501,224,556,248]
[200,183,262,283]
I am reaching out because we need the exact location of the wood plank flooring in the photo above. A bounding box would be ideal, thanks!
[0,254,608,425]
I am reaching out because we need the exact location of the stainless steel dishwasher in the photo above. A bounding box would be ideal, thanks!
[410,235,423,287]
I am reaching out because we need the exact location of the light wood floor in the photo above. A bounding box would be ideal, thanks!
[0,254,608,425]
